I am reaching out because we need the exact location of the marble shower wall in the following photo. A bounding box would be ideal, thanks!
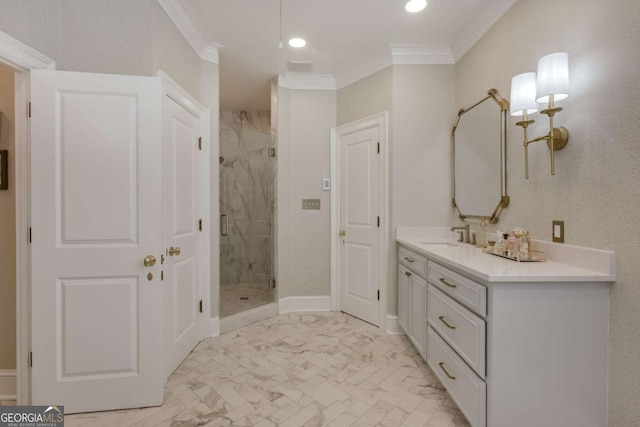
[220,111,274,286]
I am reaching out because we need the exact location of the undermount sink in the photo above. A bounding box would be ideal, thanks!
[418,242,460,247]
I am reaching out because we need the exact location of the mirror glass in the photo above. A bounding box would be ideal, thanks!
[452,89,509,223]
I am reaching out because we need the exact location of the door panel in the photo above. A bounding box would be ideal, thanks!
[59,92,138,244]
[346,244,372,301]
[30,70,163,413]
[339,126,380,325]
[61,277,138,377]
[162,95,202,377]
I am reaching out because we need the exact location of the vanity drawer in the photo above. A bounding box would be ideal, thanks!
[428,285,486,378]
[428,261,487,317]
[427,327,486,427]
[399,246,427,278]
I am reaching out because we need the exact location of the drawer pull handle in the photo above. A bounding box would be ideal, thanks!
[438,362,457,380]
[438,316,456,330]
[404,257,415,263]
[439,278,457,288]
[405,271,412,277]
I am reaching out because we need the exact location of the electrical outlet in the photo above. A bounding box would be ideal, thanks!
[302,199,321,210]
[552,220,564,243]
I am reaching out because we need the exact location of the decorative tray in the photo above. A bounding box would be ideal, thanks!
[483,249,546,262]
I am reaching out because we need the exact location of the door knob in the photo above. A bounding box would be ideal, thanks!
[168,246,181,256]
[143,255,156,267]
[339,230,346,236]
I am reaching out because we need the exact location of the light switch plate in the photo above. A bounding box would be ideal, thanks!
[322,178,330,191]
[302,199,321,210]
[552,220,564,243]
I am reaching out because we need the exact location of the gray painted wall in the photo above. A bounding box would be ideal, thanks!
[277,88,336,298]
[390,65,455,315]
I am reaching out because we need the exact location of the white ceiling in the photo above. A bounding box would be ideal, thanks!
[180,0,517,111]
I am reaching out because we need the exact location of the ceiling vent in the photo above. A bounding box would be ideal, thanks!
[287,60,313,72]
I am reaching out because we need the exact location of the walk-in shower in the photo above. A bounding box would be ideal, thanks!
[219,110,275,317]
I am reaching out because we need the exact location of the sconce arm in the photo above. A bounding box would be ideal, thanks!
[524,133,552,147]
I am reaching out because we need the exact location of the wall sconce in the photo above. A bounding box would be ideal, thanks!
[510,52,570,179]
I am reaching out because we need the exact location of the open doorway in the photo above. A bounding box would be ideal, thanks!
[0,63,16,403]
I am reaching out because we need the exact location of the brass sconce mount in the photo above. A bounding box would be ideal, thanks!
[546,126,568,150]
[515,99,569,179]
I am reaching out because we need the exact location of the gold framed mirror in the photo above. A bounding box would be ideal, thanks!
[452,89,509,224]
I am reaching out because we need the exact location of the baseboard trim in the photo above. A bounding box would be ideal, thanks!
[279,296,331,314]
[384,314,405,335]
[205,316,220,338]
[0,370,16,400]
[220,303,280,334]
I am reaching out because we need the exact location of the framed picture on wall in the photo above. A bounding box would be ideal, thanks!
[0,150,7,190]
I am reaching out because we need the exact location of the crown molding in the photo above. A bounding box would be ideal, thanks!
[157,0,222,64]
[390,44,455,65]
[279,72,337,91]
[0,31,55,71]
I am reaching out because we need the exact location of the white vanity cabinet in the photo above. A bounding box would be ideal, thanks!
[397,246,428,360]
[427,261,487,427]
[396,233,614,427]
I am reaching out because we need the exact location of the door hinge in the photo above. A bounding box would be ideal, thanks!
[268,147,276,158]
[29,352,33,367]
[198,219,202,231]
[28,228,32,243]
[377,216,380,228]
[377,290,380,301]
[161,271,164,281]
[28,102,31,118]
[199,300,203,313]
[269,278,276,289]
[377,142,380,154]
[198,137,202,150]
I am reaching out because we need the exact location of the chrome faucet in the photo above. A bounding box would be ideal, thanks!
[451,224,471,244]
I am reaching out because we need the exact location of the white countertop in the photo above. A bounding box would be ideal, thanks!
[396,227,616,284]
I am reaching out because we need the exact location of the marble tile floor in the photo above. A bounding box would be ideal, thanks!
[64,312,471,426]
[221,283,274,318]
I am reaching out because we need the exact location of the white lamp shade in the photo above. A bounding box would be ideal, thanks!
[536,52,569,103]
[510,72,539,116]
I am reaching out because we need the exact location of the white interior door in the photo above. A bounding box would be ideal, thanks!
[162,94,202,377]
[30,70,164,413]
[339,125,381,325]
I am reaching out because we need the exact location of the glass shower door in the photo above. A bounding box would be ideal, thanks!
[219,111,274,317]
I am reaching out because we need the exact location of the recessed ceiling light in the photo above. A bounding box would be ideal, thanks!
[405,0,427,13]
[288,38,306,48]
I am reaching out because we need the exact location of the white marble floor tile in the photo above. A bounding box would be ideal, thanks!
[62,312,469,426]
